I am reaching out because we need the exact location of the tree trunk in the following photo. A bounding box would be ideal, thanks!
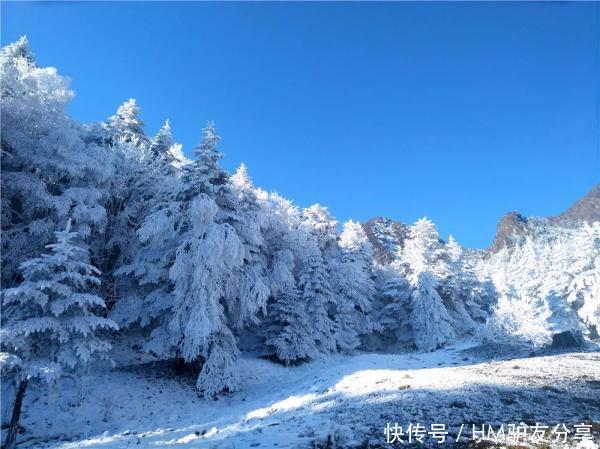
[4,379,28,449]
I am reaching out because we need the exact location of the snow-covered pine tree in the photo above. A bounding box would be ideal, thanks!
[297,240,336,354]
[263,250,316,363]
[482,221,597,346]
[455,245,496,325]
[534,236,585,340]
[298,205,339,354]
[410,271,455,351]
[185,121,228,196]
[484,238,553,345]
[1,37,109,288]
[373,259,412,349]
[255,192,317,362]
[139,122,256,397]
[402,218,455,350]
[167,194,244,396]
[104,98,147,146]
[567,223,600,337]
[149,120,175,161]
[1,220,117,448]
[437,236,490,336]
[332,220,376,352]
[148,119,187,168]
[98,101,183,315]
[402,218,445,277]
[107,113,183,334]
[110,124,217,362]
[115,195,182,357]
[223,164,270,329]
[166,123,246,395]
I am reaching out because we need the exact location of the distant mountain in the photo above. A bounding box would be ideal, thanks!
[489,211,530,253]
[363,183,600,258]
[490,183,600,253]
[362,217,409,265]
[551,183,600,226]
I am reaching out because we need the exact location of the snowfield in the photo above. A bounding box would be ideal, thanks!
[16,342,600,449]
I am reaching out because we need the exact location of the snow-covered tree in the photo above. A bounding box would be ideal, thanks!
[297,205,339,354]
[186,121,228,195]
[302,204,339,250]
[1,37,109,287]
[567,223,600,336]
[255,193,314,361]
[372,260,412,349]
[97,101,186,318]
[112,196,181,357]
[261,193,303,247]
[410,271,455,351]
[165,124,262,396]
[263,250,315,363]
[125,123,266,397]
[1,220,117,375]
[104,98,147,145]
[437,236,493,335]
[168,194,245,396]
[297,239,336,354]
[482,220,598,346]
[223,164,270,329]
[1,221,117,448]
[401,218,445,278]
[401,218,455,350]
[149,120,187,168]
[332,220,376,352]
[149,120,174,160]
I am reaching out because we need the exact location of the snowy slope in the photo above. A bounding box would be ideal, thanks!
[15,343,600,449]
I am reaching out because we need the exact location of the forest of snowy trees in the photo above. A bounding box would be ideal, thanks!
[1,37,599,442]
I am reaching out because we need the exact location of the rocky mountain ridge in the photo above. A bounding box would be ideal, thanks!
[363,183,600,258]
[491,183,599,252]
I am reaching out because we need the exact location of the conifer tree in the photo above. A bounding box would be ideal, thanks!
[298,205,339,354]
[105,98,147,145]
[224,164,270,328]
[375,261,412,348]
[438,236,490,335]
[1,220,117,448]
[333,220,376,352]
[263,250,316,363]
[297,240,336,353]
[1,37,109,287]
[402,218,455,350]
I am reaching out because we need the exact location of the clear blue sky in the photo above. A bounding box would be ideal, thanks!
[2,2,599,248]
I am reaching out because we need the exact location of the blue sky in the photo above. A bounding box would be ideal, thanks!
[2,2,599,248]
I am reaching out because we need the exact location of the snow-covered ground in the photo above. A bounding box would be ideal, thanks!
[15,342,600,449]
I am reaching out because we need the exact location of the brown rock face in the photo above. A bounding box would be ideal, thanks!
[551,183,600,226]
[489,212,529,253]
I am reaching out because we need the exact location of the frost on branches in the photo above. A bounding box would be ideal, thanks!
[1,37,109,288]
[369,219,496,351]
[483,221,600,345]
[333,220,376,353]
[263,249,316,364]
[1,220,117,382]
